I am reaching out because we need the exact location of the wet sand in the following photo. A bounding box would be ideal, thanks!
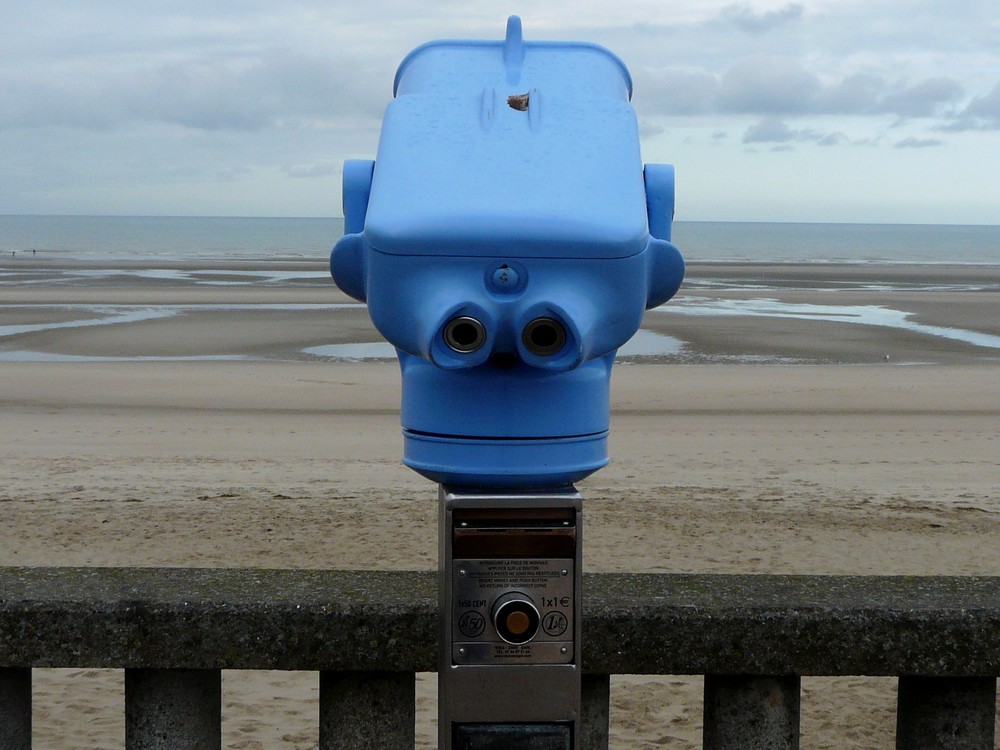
[2,258,999,748]
[3,259,999,365]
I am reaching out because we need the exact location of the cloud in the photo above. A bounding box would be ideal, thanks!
[878,78,964,118]
[0,48,390,133]
[940,81,1000,131]
[718,3,804,34]
[635,57,971,135]
[2,4,982,141]
[742,117,794,143]
[717,56,820,114]
[816,132,848,147]
[894,137,944,148]
[638,122,667,139]
[742,116,817,144]
[741,118,875,148]
[632,68,719,116]
[815,73,885,114]
[634,57,822,117]
[964,82,1000,119]
[0,2,398,134]
[5,1,1000,220]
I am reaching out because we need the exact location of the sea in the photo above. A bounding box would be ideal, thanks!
[0,215,998,265]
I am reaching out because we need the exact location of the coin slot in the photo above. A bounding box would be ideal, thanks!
[453,508,576,558]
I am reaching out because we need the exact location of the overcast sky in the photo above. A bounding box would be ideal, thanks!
[3,1,999,223]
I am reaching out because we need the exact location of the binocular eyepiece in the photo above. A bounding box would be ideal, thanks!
[443,317,488,354]
[442,315,568,359]
[522,317,566,357]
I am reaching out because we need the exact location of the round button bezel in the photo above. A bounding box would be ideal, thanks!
[492,592,541,645]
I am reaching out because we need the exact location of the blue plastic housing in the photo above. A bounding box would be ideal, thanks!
[331,17,684,488]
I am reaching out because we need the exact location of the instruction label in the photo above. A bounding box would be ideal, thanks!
[452,558,574,666]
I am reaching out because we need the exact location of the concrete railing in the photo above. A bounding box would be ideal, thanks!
[1,568,998,749]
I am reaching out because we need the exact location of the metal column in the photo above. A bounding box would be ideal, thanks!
[439,486,582,750]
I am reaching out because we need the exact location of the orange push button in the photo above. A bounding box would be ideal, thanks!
[505,610,531,636]
[492,594,540,645]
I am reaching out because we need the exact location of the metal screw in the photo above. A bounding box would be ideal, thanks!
[459,648,466,656]
[459,569,467,577]
[561,569,568,576]
[491,265,520,290]
[560,647,568,654]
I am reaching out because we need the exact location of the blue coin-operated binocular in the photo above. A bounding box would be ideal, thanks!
[332,17,683,489]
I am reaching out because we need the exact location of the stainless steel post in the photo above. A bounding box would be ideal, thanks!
[439,485,582,750]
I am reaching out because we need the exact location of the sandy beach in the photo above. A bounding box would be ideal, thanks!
[2,257,999,748]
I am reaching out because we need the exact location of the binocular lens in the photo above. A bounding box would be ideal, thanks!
[522,317,567,356]
[443,316,487,353]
